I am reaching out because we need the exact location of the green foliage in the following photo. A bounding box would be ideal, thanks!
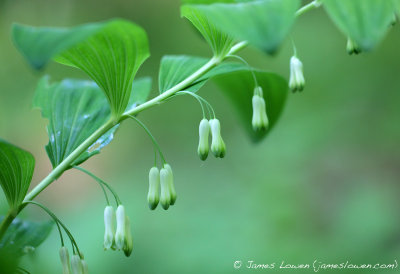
[0,140,35,211]
[12,22,102,70]
[183,0,300,54]
[323,0,395,51]
[158,55,246,93]
[0,217,53,272]
[213,71,288,141]
[56,19,150,118]
[33,76,151,168]
[181,6,235,57]
[12,19,150,118]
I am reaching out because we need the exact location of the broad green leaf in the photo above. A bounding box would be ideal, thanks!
[213,70,288,142]
[33,76,151,167]
[395,0,400,16]
[12,22,103,70]
[0,216,53,272]
[323,0,395,51]
[158,55,246,93]
[12,19,150,118]
[0,140,35,210]
[184,0,300,54]
[181,5,235,57]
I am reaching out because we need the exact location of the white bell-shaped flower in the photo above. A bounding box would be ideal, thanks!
[252,92,269,131]
[123,215,134,257]
[103,206,115,250]
[71,254,83,274]
[147,167,160,210]
[165,164,176,205]
[197,119,210,161]
[115,205,127,250]
[346,37,361,55]
[160,167,172,210]
[289,56,305,92]
[59,246,71,274]
[210,119,226,158]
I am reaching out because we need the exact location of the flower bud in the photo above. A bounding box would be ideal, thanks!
[123,216,134,257]
[252,94,269,131]
[147,167,160,210]
[210,119,226,158]
[160,167,172,210]
[289,56,305,92]
[346,37,361,55]
[81,259,88,274]
[59,246,71,274]
[115,205,126,250]
[165,164,177,205]
[71,254,83,274]
[103,206,115,250]
[197,119,210,161]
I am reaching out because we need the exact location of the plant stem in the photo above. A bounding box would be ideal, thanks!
[296,0,321,17]
[0,210,15,240]
[0,41,248,241]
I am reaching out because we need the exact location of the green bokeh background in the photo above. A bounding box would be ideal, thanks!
[1,0,400,273]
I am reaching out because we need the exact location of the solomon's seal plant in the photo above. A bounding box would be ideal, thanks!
[1,0,399,272]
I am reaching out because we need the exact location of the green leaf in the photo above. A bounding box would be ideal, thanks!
[0,140,35,210]
[0,217,53,257]
[12,22,103,70]
[158,55,246,93]
[213,70,288,142]
[184,0,300,54]
[323,0,395,51]
[12,19,150,118]
[33,76,151,168]
[181,5,235,57]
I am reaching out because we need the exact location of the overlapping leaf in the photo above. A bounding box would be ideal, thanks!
[181,6,234,57]
[0,140,35,210]
[213,70,288,141]
[158,55,288,141]
[182,0,300,54]
[158,55,246,93]
[12,19,150,118]
[323,0,395,51]
[33,76,151,168]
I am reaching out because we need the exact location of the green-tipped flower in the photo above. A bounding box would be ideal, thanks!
[115,205,127,250]
[81,260,88,274]
[197,119,210,161]
[147,167,160,210]
[103,206,115,250]
[210,119,226,158]
[289,56,305,92]
[59,246,71,274]
[71,254,83,274]
[252,87,269,131]
[165,164,177,205]
[160,167,172,210]
[123,216,134,257]
[346,37,361,55]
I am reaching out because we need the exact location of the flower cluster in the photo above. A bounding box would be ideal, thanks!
[59,247,88,274]
[197,118,226,160]
[147,164,176,210]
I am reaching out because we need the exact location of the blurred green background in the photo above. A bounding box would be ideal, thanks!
[1,0,400,273]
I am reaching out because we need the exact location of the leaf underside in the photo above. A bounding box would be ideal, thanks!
[158,55,288,141]
[13,19,150,118]
[323,0,395,51]
[182,0,300,54]
[0,140,35,210]
[33,76,151,168]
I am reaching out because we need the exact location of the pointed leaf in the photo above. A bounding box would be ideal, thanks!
[0,140,35,210]
[12,22,103,70]
[213,70,288,141]
[158,55,246,93]
[323,0,395,51]
[184,0,300,54]
[12,19,150,118]
[181,5,235,57]
[33,76,115,167]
